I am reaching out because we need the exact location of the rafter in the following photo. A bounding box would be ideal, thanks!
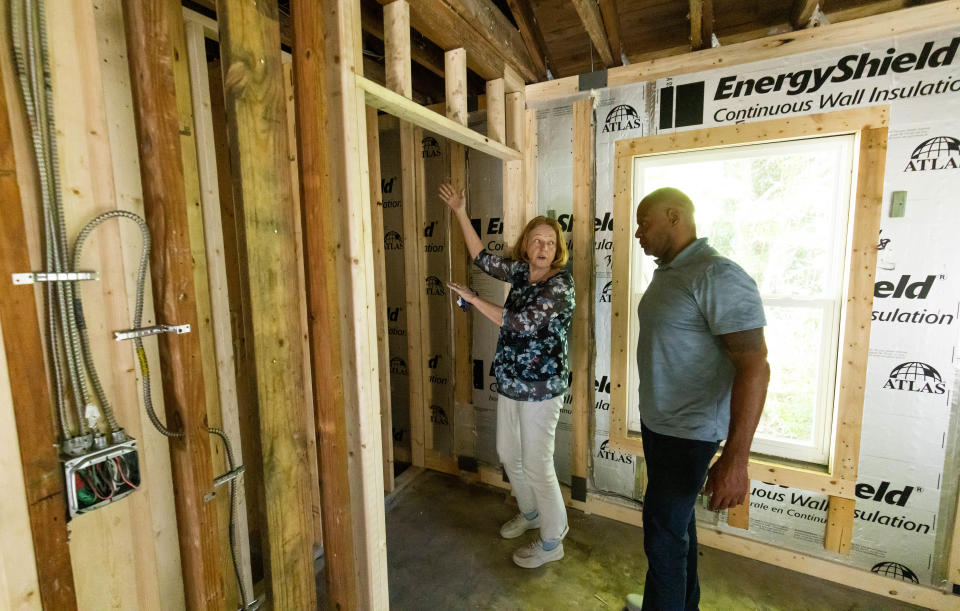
[571,0,615,67]
[598,0,624,64]
[689,0,714,51]
[791,0,820,29]
[379,0,537,82]
[504,0,551,79]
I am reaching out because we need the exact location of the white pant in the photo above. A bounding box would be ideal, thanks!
[496,395,568,542]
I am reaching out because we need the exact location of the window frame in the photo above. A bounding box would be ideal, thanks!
[609,107,888,505]
[627,134,857,465]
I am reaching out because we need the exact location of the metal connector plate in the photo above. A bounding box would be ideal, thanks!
[12,271,99,285]
[114,324,191,341]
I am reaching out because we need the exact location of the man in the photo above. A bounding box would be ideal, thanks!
[626,187,770,611]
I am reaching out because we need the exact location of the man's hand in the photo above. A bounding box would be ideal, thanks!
[704,454,749,511]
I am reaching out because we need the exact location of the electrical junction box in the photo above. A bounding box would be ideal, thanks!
[63,438,139,518]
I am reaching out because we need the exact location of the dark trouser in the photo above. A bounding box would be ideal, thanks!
[640,423,719,611]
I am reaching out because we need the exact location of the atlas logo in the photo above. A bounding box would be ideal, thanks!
[855,480,918,507]
[430,405,449,425]
[874,274,938,299]
[384,230,403,250]
[390,357,408,376]
[882,361,945,394]
[425,276,446,296]
[422,136,442,158]
[599,281,612,303]
[904,136,960,171]
[871,562,919,584]
[602,104,643,133]
[596,439,632,464]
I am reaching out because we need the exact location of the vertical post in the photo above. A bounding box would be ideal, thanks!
[121,2,225,608]
[502,91,525,251]
[385,0,426,467]
[366,105,396,492]
[446,48,474,466]
[486,78,505,145]
[293,0,389,607]
[523,108,538,222]
[570,98,593,501]
[215,0,317,606]
[0,46,78,610]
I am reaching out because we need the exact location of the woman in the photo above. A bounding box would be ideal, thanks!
[439,183,575,569]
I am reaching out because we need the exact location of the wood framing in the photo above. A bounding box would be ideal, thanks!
[523,108,537,222]
[791,0,820,29]
[121,1,225,607]
[598,0,624,64]
[293,0,389,607]
[570,98,593,499]
[486,78,506,144]
[526,1,960,103]
[571,0,615,67]
[367,106,396,492]
[385,0,426,467]
[503,0,550,79]
[215,1,316,606]
[502,90,526,251]
[609,108,888,554]
[359,76,521,160]
[0,45,77,610]
[447,48,475,462]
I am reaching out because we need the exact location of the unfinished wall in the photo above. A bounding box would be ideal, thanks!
[525,25,960,588]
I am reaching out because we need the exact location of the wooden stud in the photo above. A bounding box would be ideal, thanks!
[293,0,389,606]
[791,0,820,29]
[502,91,525,251]
[413,125,436,453]
[121,1,225,607]
[486,78,506,145]
[689,0,703,50]
[609,108,887,509]
[523,108,538,225]
[385,0,426,467]
[527,1,960,103]
[824,496,855,554]
[571,0,616,67]
[0,38,77,610]
[446,49,474,461]
[948,477,960,589]
[359,77,521,161]
[702,0,715,49]
[215,1,317,606]
[570,98,593,485]
[367,106,396,493]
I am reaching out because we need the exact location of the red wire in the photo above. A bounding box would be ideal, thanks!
[114,456,139,489]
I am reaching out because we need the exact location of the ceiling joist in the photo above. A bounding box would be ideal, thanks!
[571,0,616,67]
[598,0,624,64]
[504,0,551,79]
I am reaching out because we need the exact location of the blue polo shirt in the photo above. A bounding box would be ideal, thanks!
[636,238,766,442]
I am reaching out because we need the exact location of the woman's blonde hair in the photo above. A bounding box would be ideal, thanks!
[511,216,569,269]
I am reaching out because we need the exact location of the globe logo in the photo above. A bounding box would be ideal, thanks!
[390,357,408,376]
[905,136,960,171]
[425,275,446,296]
[882,361,945,394]
[599,280,612,303]
[384,230,403,250]
[421,136,442,158]
[910,136,960,160]
[603,104,643,133]
[870,561,918,584]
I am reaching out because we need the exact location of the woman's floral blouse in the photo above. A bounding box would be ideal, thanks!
[474,249,575,402]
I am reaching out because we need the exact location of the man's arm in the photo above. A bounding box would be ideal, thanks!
[704,327,770,511]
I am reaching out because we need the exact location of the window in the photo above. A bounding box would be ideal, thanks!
[628,135,856,465]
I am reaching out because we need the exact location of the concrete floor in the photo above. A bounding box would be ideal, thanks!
[380,469,926,611]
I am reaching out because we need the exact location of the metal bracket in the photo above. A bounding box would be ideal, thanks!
[114,323,191,341]
[214,464,246,488]
[12,271,99,285]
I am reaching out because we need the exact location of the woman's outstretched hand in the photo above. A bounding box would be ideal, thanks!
[446,282,476,304]
[438,183,466,213]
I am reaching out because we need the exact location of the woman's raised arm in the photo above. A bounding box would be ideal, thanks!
[439,183,483,260]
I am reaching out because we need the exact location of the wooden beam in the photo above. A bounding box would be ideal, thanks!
[824,496,854,554]
[571,0,615,67]
[446,49,474,461]
[215,1,317,607]
[121,2,225,608]
[378,0,537,83]
[726,502,749,530]
[0,41,78,610]
[505,0,555,78]
[486,78,505,144]
[702,0,715,49]
[791,0,820,29]
[385,0,426,468]
[366,105,396,493]
[523,108,537,222]
[359,76,521,160]
[570,99,593,493]
[362,0,446,78]
[689,0,703,50]
[528,1,960,103]
[598,0,624,63]
[442,0,539,80]
[293,0,389,606]
[502,91,525,251]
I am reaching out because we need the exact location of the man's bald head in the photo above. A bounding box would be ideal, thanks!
[634,187,698,263]
[638,187,696,224]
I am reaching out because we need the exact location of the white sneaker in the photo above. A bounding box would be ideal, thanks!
[500,513,540,539]
[625,593,643,611]
[512,540,564,568]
